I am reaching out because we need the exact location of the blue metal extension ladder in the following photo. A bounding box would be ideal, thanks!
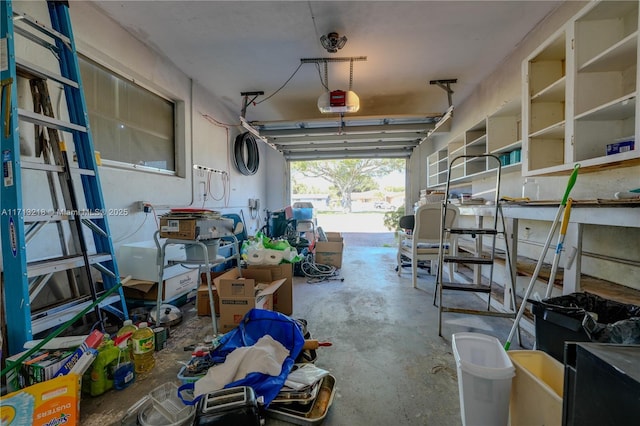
[1,0,128,355]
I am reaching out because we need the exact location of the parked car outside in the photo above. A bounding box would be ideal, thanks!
[374,201,394,210]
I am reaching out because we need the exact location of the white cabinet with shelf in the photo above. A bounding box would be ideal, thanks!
[574,1,638,166]
[487,101,521,153]
[464,120,488,175]
[426,101,524,188]
[487,100,522,173]
[523,29,568,173]
[523,0,640,176]
[447,136,465,181]
[427,148,449,187]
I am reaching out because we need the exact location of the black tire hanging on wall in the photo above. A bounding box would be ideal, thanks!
[233,131,260,176]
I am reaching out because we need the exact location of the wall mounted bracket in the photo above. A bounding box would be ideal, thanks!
[240,91,264,118]
[430,79,457,108]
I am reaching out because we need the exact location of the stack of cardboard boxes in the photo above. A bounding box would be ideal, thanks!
[315,232,344,268]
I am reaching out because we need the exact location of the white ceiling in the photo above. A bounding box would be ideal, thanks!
[91,0,563,158]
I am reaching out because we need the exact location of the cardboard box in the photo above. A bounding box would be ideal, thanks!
[0,374,81,426]
[159,217,235,240]
[54,330,104,378]
[196,268,272,317]
[246,263,294,315]
[159,218,199,239]
[4,350,73,392]
[123,264,199,303]
[216,269,285,332]
[196,270,227,316]
[197,284,219,317]
[606,139,634,155]
[315,241,344,269]
[325,232,343,242]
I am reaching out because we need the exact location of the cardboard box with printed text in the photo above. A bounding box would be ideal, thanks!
[216,269,284,332]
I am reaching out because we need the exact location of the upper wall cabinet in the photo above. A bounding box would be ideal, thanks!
[522,30,567,172]
[523,0,640,176]
[426,100,522,188]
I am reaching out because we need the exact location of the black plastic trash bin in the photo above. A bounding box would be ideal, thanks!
[531,292,640,362]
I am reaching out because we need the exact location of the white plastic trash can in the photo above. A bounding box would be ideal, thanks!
[452,332,515,426]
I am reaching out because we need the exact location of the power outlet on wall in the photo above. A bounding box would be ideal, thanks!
[199,181,207,202]
[248,198,260,209]
[136,201,152,213]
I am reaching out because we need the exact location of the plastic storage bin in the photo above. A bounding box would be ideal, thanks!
[149,382,192,423]
[292,201,314,220]
[508,350,563,426]
[531,292,640,362]
[177,365,205,385]
[118,240,185,281]
[452,332,515,426]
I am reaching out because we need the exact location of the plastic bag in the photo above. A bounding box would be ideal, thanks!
[540,292,640,323]
[591,317,640,344]
[242,232,302,264]
[540,292,640,343]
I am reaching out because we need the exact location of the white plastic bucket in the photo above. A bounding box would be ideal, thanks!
[452,332,515,426]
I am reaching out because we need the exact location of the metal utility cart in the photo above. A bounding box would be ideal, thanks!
[153,212,242,335]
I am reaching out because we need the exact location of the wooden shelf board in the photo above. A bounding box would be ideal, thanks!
[530,121,565,139]
[575,94,636,121]
[579,32,637,73]
[531,76,566,102]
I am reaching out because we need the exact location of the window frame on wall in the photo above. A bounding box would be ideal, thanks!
[78,54,180,176]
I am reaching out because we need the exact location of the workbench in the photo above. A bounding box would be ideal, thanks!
[457,199,640,309]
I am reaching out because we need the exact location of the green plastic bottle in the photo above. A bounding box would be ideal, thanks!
[90,339,120,396]
[132,322,155,373]
[117,320,137,359]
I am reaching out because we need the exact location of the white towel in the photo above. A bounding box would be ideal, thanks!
[194,335,289,397]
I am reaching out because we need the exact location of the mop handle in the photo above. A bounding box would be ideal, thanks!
[505,166,580,351]
[561,164,580,205]
[504,208,563,351]
[544,198,575,299]
[559,198,573,237]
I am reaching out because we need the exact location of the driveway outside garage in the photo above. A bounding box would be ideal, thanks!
[315,212,396,247]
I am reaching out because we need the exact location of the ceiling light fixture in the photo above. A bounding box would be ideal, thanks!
[320,32,347,53]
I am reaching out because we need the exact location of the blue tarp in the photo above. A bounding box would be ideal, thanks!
[179,308,305,406]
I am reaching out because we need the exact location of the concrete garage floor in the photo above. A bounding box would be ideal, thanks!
[81,232,533,425]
